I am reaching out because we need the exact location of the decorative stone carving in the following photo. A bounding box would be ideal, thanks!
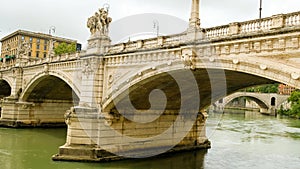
[233,44,240,54]
[18,41,31,59]
[48,40,56,58]
[87,40,97,48]
[87,7,112,36]
[291,73,300,80]
[64,107,74,125]
[260,64,267,70]
[44,64,49,74]
[181,48,196,70]
[233,59,239,64]
[82,59,94,77]
[102,112,114,126]
[108,74,114,84]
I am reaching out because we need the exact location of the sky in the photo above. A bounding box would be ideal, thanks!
[0,0,299,48]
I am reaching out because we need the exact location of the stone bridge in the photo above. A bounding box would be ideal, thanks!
[212,92,289,115]
[0,0,300,162]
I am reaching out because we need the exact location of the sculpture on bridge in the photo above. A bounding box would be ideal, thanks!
[17,41,31,59]
[48,40,56,58]
[181,48,196,70]
[87,8,112,36]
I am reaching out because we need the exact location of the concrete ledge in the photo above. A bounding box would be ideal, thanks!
[52,139,211,163]
[0,119,66,128]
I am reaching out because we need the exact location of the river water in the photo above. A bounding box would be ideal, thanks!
[0,111,300,169]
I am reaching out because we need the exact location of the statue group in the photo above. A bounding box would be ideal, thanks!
[87,8,112,36]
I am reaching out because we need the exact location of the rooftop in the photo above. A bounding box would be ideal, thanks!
[0,29,77,43]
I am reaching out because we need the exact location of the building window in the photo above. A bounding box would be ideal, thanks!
[29,37,33,43]
[44,52,47,58]
[36,51,39,58]
[44,45,47,50]
[37,39,40,43]
[21,36,25,41]
[44,40,48,45]
[29,52,31,57]
[37,44,40,50]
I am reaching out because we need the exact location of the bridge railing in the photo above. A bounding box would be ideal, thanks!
[0,59,16,70]
[106,11,300,54]
[107,33,186,54]
[0,52,80,70]
[205,11,300,39]
[285,11,300,26]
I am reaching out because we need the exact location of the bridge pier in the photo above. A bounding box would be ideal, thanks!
[260,106,277,116]
[0,97,71,127]
[53,107,210,162]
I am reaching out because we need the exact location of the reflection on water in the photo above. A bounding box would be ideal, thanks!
[0,111,300,169]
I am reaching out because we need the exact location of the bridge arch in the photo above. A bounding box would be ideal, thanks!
[11,72,81,126]
[102,60,278,112]
[223,94,270,110]
[103,54,299,113]
[0,79,11,99]
[21,71,80,101]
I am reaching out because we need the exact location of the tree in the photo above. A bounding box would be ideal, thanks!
[245,84,279,93]
[278,90,300,118]
[287,90,300,118]
[54,42,76,56]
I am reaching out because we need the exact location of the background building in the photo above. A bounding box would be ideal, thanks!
[278,84,296,95]
[0,30,81,59]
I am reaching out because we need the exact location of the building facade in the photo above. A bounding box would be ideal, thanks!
[0,30,80,59]
[278,84,296,95]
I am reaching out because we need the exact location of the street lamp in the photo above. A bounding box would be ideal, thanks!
[103,3,110,13]
[49,26,56,35]
[259,0,262,19]
[153,20,159,37]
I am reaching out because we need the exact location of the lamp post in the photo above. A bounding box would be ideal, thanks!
[259,0,262,19]
[103,3,110,13]
[258,0,263,29]
[153,20,159,37]
[49,26,56,35]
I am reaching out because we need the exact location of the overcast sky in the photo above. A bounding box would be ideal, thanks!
[0,0,299,47]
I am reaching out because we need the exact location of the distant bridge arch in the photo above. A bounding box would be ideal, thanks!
[214,92,289,115]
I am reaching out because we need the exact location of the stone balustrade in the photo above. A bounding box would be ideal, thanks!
[1,12,299,71]
[0,52,81,70]
[103,11,300,65]
[107,33,186,54]
[205,25,230,38]
[285,11,300,26]
[106,11,300,55]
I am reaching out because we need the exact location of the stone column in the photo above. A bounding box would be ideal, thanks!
[186,0,204,40]
[189,0,200,28]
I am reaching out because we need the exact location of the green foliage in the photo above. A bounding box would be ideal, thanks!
[288,90,300,118]
[54,42,76,55]
[278,90,300,118]
[245,84,279,93]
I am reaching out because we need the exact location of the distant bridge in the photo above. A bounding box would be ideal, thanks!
[211,92,289,115]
